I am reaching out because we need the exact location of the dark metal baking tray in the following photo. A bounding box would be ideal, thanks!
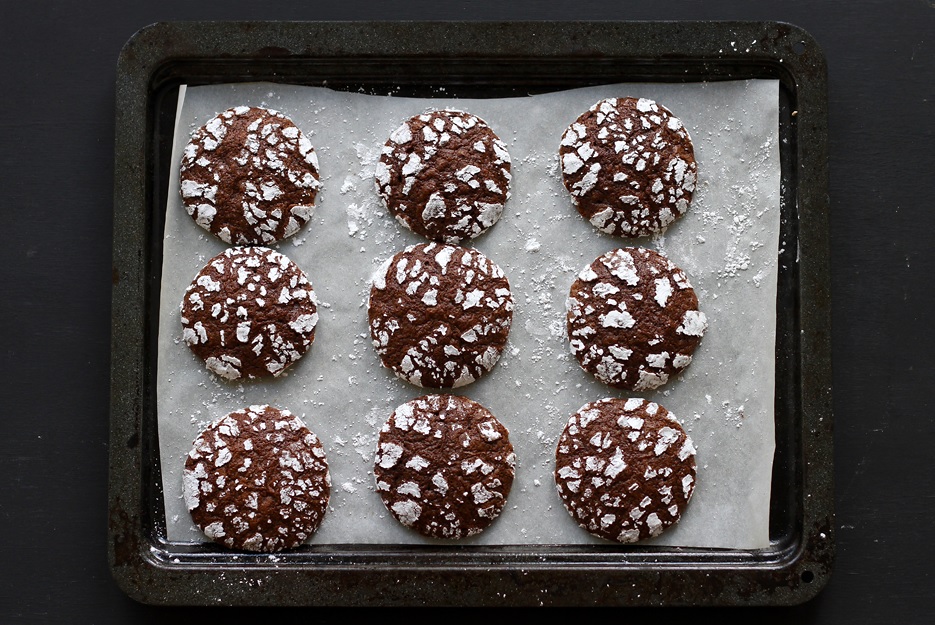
[109,20,832,607]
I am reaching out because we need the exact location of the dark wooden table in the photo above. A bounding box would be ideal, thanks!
[1,1,932,621]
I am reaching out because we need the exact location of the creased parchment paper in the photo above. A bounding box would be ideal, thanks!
[157,80,779,549]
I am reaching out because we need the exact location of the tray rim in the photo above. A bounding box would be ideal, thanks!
[109,19,833,607]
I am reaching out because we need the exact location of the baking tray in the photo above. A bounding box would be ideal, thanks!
[109,20,832,606]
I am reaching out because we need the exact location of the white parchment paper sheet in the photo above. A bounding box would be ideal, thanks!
[157,80,779,549]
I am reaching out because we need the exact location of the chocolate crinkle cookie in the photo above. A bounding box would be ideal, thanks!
[374,109,512,244]
[368,242,513,389]
[183,405,331,552]
[555,398,696,543]
[374,395,515,539]
[180,106,320,245]
[566,247,706,391]
[560,97,696,237]
[180,246,318,380]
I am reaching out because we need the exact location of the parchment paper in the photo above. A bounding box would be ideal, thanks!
[157,80,779,549]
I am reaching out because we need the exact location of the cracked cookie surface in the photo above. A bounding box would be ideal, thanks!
[180,246,318,380]
[560,97,696,237]
[566,247,706,391]
[375,109,511,243]
[555,398,696,543]
[184,405,330,552]
[369,242,513,389]
[180,106,320,244]
[374,395,515,539]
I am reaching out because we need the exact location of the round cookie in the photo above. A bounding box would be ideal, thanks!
[180,106,320,245]
[368,242,513,388]
[180,246,318,380]
[374,109,512,244]
[373,394,515,539]
[559,97,696,237]
[183,405,331,552]
[566,247,706,391]
[554,397,696,543]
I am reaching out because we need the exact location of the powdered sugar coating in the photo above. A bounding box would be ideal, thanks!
[184,405,331,552]
[566,247,706,391]
[560,97,696,237]
[180,247,318,380]
[376,110,511,243]
[555,398,696,543]
[374,395,515,539]
[180,106,320,244]
[368,242,514,389]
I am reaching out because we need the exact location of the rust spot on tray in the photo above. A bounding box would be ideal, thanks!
[109,497,141,568]
[256,46,292,58]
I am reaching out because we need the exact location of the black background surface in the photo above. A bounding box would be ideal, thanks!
[1,0,932,622]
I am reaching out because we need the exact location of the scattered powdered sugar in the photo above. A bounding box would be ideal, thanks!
[158,79,780,550]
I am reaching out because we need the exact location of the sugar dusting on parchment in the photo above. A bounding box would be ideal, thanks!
[157,80,779,549]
